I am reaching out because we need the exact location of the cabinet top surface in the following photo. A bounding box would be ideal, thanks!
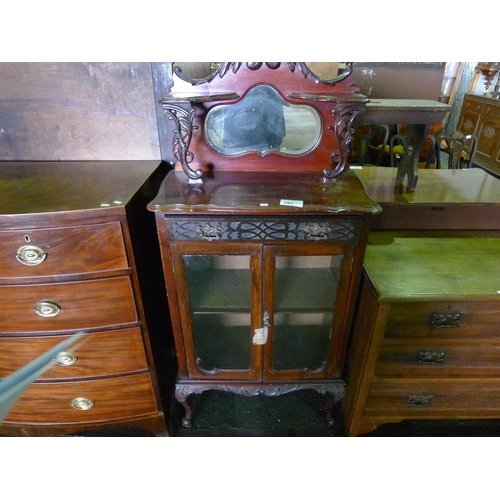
[364,231,500,300]
[147,169,382,216]
[0,161,161,216]
[465,93,500,105]
[355,166,500,205]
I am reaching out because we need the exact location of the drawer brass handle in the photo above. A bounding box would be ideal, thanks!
[54,351,78,366]
[407,394,434,407]
[429,312,464,328]
[33,301,61,317]
[195,224,223,241]
[418,350,445,365]
[16,245,47,266]
[71,397,94,411]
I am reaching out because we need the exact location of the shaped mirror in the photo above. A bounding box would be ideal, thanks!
[205,85,321,157]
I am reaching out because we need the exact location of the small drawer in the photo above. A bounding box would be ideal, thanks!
[0,222,128,279]
[465,100,484,114]
[165,217,362,244]
[385,301,500,339]
[0,327,148,379]
[0,276,137,333]
[3,373,158,425]
[364,378,500,418]
[375,338,500,378]
[484,106,500,120]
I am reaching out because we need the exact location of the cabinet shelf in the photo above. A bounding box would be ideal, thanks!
[186,269,250,312]
[275,268,338,312]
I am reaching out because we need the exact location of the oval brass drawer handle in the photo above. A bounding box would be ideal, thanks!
[33,301,61,317]
[71,397,94,411]
[16,245,47,266]
[54,351,78,366]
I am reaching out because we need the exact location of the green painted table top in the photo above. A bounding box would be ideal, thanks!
[364,231,500,300]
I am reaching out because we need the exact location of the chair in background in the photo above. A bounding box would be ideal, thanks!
[435,131,478,169]
[389,132,437,169]
[350,124,391,166]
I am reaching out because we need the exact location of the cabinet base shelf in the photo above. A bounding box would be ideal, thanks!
[175,380,345,428]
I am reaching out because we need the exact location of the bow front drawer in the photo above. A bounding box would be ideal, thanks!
[0,327,148,379]
[0,277,137,333]
[3,373,158,425]
[0,222,128,279]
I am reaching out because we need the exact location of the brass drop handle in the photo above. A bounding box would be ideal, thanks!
[54,351,78,366]
[71,397,94,411]
[16,245,47,266]
[407,394,434,407]
[418,350,445,365]
[33,301,61,317]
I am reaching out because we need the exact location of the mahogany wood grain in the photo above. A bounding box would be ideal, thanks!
[355,166,500,230]
[0,276,137,333]
[376,339,500,377]
[384,301,500,338]
[364,378,500,416]
[0,222,128,280]
[149,169,382,216]
[0,327,148,379]
[0,161,163,218]
[343,232,500,436]
[3,373,158,425]
[0,161,170,436]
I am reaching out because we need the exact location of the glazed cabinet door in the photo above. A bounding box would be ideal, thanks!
[262,243,356,381]
[169,242,263,380]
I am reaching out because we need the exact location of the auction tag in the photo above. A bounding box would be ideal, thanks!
[280,199,303,208]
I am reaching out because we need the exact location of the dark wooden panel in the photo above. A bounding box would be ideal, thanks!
[0,62,161,161]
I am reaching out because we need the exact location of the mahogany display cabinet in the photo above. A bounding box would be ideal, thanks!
[148,62,381,427]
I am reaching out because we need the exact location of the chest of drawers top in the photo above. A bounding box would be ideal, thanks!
[364,231,500,300]
[0,161,162,223]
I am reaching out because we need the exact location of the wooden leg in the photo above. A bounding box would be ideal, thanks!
[175,385,193,428]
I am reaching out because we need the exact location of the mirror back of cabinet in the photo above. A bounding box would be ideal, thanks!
[166,62,364,173]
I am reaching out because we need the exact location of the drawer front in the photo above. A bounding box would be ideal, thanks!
[0,223,128,279]
[0,277,138,333]
[0,327,148,379]
[376,339,500,377]
[386,301,500,339]
[165,217,362,244]
[365,378,500,417]
[464,98,484,115]
[4,373,158,424]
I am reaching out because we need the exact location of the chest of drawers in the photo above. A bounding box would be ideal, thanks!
[342,231,500,436]
[0,161,170,436]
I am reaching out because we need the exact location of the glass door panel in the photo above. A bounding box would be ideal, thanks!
[183,254,253,373]
[270,253,343,374]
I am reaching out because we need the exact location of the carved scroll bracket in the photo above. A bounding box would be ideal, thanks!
[163,102,205,184]
[323,103,366,182]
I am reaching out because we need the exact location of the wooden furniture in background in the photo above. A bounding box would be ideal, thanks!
[343,231,500,436]
[353,99,450,191]
[355,166,500,231]
[0,161,170,436]
[149,62,382,428]
[457,94,500,176]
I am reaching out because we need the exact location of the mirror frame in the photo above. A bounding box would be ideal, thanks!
[160,62,368,184]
